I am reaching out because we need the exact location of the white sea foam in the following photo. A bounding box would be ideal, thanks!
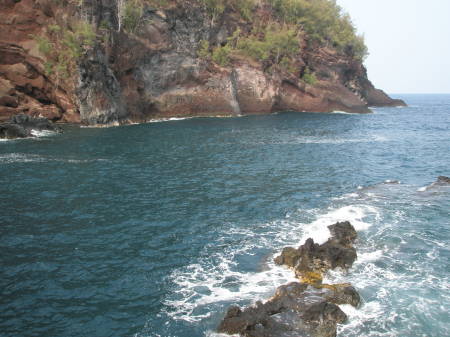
[164,250,297,322]
[284,135,388,145]
[338,301,385,335]
[0,153,45,163]
[164,203,379,324]
[332,110,355,115]
[30,129,57,137]
[0,129,57,141]
[356,250,384,264]
[384,179,400,184]
[81,121,121,128]
[206,332,238,337]
[147,117,196,123]
[0,152,107,164]
[163,180,450,336]
[299,205,378,244]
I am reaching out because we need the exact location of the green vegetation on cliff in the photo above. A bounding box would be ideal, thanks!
[34,21,96,82]
[236,25,299,67]
[199,0,367,60]
[117,0,367,61]
[268,0,367,58]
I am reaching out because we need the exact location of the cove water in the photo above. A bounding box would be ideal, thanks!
[1,94,449,337]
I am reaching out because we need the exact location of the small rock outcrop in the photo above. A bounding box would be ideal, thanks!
[437,176,450,184]
[274,221,357,283]
[0,114,62,139]
[219,221,360,337]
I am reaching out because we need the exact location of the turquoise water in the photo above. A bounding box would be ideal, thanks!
[0,94,449,337]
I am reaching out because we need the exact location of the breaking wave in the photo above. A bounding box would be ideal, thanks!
[163,180,450,336]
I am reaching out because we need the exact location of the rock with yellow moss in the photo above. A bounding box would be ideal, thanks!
[219,221,360,337]
[274,221,358,278]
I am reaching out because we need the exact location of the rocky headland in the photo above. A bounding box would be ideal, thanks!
[0,0,405,129]
[219,221,360,337]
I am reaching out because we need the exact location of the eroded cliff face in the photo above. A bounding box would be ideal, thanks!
[0,0,405,125]
[0,0,79,122]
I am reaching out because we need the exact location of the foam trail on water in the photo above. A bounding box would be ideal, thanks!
[30,129,57,137]
[164,201,379,324]
[332,110,356,115]
[0,153,107,164]
[164,181,450,336]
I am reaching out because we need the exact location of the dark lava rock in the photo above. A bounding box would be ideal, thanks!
[0,123,29,139]
[218,282,354,337]
[0,113,62,139]
[327,221,357,248]
[437,176,450,184]
[220,222,360,337]
[322,284,360,307]
[10,114,62,132]
[275,222,358,277]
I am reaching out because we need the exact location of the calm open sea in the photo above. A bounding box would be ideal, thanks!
[1,94,449,337]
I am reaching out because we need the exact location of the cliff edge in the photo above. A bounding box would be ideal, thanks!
[0,0,406,126]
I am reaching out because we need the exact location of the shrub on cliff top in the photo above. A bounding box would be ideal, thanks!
[268,0,368,59]
[212,44,231,66]
[201,0,226,19]
[201,0,256,21]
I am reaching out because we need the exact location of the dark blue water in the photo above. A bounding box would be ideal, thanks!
[1,94,449,337]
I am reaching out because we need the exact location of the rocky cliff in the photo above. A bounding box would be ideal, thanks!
[0,0,406,126]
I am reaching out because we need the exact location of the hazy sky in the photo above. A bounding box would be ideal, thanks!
[336,0,450,93]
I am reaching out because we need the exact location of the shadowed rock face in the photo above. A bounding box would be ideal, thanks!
[0,0,405,125]
[0,113,62,139]
[219,221,361,337]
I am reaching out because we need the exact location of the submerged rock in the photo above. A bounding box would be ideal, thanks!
[0,114,62,139]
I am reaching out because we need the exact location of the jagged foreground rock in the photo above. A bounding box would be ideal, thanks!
[219,221,360,337]
[0,0,405,126]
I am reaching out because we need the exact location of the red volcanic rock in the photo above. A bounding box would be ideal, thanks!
[0,0,405,125]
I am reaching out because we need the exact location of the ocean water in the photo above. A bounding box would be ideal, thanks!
[0,94,449,337]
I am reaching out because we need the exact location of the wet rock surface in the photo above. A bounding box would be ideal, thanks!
[0,113,62,139]
[274,221,357,282]
[219,221,360,337]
